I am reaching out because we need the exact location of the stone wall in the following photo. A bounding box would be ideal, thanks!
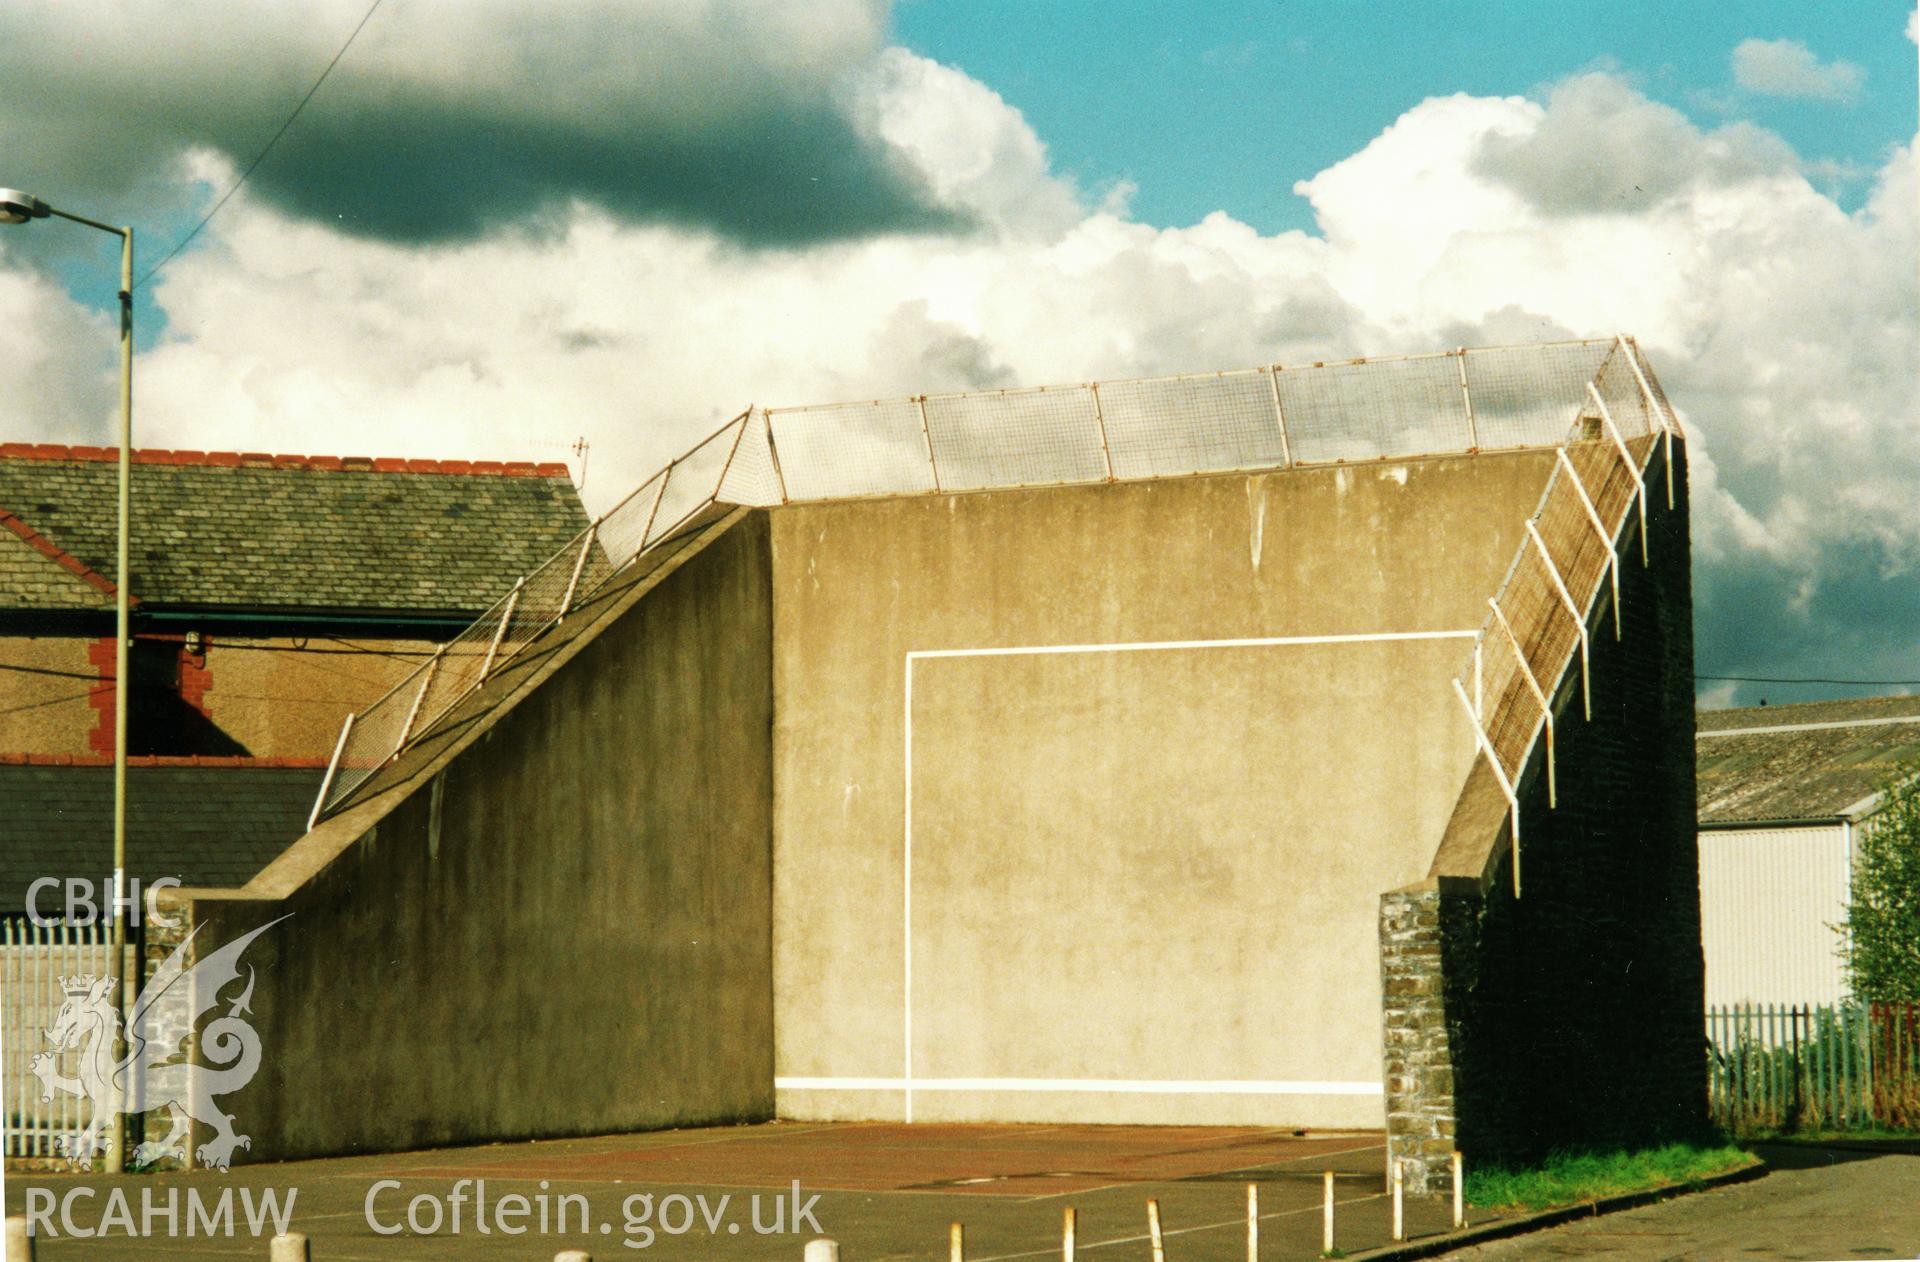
[1382,440,1702,1194]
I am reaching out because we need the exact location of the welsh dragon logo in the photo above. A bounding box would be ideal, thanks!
[29,916,288,1170]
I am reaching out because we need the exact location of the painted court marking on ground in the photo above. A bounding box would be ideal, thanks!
[799,629,1485,1122]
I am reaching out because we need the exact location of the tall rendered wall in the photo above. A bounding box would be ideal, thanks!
[189,516,775,1160]
[1381,441,1700,1192]
[770,454,1559,1127]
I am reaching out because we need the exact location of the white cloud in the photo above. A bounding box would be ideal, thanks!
[1731,37,1866,104]
[0,247,116,443]
[2,40,1915,700]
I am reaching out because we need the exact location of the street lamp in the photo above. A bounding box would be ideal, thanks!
[2,187,133,1175]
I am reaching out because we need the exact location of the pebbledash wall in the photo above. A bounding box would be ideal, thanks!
[162,440,1701,1181]
[1380,439,1699,1192]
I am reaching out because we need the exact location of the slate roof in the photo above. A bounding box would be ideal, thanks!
[1696,696,1920,825]
[0,445,589,616]
[0,761,324,914]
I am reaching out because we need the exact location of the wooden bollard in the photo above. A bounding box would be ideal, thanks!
[1452,1151,1466,1229]
[7,1216,34,1262]
[950,1221,964,1262]
[269,1233,310,1262]
[1390,1159,1405,1242]
[1245,1183,1257,1262]
[1146,1198,1165,1262]
[1062,1206,1076,1262]
[1321,1172,1334,1255]
[804,1239,840,1262]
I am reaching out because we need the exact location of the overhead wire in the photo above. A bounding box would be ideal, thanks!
[134,0,384,289]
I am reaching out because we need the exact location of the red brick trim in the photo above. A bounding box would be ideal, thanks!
[86,636,116,757]
[178,637,212,718]
[0,443,570,479]
[0,752,332,768]
[0,507,118,598]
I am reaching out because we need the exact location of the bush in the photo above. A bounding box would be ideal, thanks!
[1843,761,1920,1002]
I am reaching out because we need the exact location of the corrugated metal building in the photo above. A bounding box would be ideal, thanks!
[1696,696,1920,1006]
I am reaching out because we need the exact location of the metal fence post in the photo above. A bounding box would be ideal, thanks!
[1266,366,1293,468]
[1456,348,1478,450]
[1088,383,1116,482]
[559,523,598,621]
[1588,382,1649,566]
[1554,449,1622,640]
[479,580,522,681]
[1452,678,1521,893]
[395,653,442,749]
[764,410,792,505]
[1525,521,1590,721]
[7,1216,34,1262]
[269,1233,310,1262]
[308,712,356,831]
[916,396,944,492]
[1487,596,1555,808]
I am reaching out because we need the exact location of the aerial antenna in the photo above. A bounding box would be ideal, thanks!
[571,436,590,491]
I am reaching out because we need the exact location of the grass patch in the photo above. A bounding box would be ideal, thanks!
[1465,1141,1753,1211]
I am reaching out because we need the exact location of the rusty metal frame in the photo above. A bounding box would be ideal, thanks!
[1488,595,1555,807]
[762,408,792,505]
[1451,677,1520,896]
[1526,520,1590,721]
[914,396,943,492]
[559,522,598,621]
[1455,348,1478,450]
[1555,448,1622,640]
[1588,382,1649,566]
[1088,382,1117,482]
[395,650,442,748]
[1620,336,1678,509]
[479,579,521,681]
[1266,365,1294,468]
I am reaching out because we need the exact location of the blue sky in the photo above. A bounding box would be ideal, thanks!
[894,0,1917,234]
[1,1,1915,704]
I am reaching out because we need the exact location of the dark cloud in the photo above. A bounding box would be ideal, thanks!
[1474,73,1796,215]
[0,0,963,248]
[1694,538,1920,706]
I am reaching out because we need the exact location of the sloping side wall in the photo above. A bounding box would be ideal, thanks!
[770,453,1558,1127]
[189,515,775,1161]
[1381,440,1700,1192]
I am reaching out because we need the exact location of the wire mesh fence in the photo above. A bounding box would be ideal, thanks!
[311,411,752,820]
[1455,338,1678,873]
[312,337,1680,825]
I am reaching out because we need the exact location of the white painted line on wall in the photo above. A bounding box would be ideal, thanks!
[906,629,1477,664]
[777,1077,1385,1096]
[898,629,1476,1122]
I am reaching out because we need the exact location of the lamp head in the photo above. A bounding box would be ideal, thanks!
[0,189,50,225]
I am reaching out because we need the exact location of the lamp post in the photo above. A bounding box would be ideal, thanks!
[2,187,133,1174]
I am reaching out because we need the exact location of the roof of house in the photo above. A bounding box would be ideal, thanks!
[1696,695,1920,825]
[0,445,587,617]
[0,759,326,914]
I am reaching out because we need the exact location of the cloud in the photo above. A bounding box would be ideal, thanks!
[1731,37,1866,103]
[2,45,1914,705]
[1472,74,1795,215]
[0,248,116,442]
[0,0,965,247]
